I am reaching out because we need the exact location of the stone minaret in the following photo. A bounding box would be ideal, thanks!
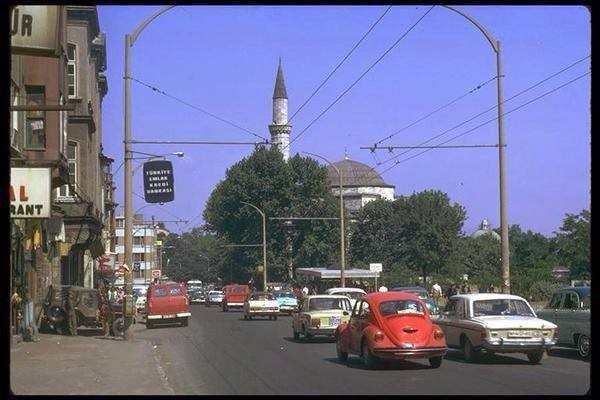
[269,59,292,161]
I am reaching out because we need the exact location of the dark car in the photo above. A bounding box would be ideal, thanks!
[41,285,101,334]
[187,287,206,304]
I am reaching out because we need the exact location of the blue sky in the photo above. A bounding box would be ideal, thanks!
[97,5,590,237]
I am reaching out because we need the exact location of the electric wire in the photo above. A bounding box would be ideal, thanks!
[375,54,591,167]
[282,5,436,153]
[128,76,268,141]
[288,5,393,123]
[379,70,590,175]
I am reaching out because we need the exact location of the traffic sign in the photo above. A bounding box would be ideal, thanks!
[151,269,162,279]
[369,263,383,272]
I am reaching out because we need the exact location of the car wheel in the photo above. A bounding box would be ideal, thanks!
[336,337,348,362]
[362,340,377,369]
[181,317,188,327]
[293,330,300,340]
[577,334,590,359]
[462,337,477,363]
[54,321,67,335]
[429,356,443,368]
[527,350,544,364]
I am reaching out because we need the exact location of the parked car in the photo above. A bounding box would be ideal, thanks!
[207,289,224,306]
[292,295,352,341]
[325,287,367,310]
[145,282,191,329]
[243,291,280,320]
[222,284,250,311]
[391,286,440,315]
[335,292,447,369]
[133,285,148,314]
[435,293,557,364]
[535,286,590,359]
[273,290,299,315]
[41,285,101,335]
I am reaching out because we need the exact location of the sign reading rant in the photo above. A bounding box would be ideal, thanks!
[143,160,174,203]
[10,168,51,218]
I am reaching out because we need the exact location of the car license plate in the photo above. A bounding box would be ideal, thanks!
[330,316,341,326]
[164,314,176,319]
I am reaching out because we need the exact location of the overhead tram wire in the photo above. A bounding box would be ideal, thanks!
[282,6,436,153]
[288,5,393,123]
[129,76,268,142]
[378,70,590,175]
[375,54,591,167]
[372,75,498,149]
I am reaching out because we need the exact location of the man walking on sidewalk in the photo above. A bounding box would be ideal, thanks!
[66,287,79,336]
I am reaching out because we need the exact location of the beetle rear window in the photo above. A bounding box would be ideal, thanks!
[379,300,425,316]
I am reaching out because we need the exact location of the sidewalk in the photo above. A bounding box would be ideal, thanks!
[10,320,174,395]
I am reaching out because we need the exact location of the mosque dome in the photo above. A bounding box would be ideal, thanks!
[471,219,501,240]
[326,159,394,188]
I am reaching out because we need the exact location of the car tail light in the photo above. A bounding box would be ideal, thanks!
[433,326,445,340]
[374,331,385,342]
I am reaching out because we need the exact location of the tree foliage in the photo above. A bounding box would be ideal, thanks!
[203,147,339,284]
[553,209,590,279]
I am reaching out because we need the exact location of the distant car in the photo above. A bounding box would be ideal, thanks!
[222,284,250,311]
[146,282,191,329]
[335,292,447,369]
[391,286,440,315]
[207,290,224,306]
[133,285,148,314]
[325,287,367,310]
[535,286,590,359]
[273,290,299,315]
[187,288,206,304]
[243,292,280,320]
[435,293,557,364]
[292,295,352,341]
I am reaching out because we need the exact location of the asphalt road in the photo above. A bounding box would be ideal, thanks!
[135,304,590,395]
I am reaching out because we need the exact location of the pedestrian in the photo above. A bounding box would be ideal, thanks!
[65,287,79,336]
[431,282,442,303]
[310,286,317,295]
[445,284,456,299]
[378,285,388,292]
[488,283,495,293]
[461,282,470,294]
[302,286,309,296]
[98,284,111,336]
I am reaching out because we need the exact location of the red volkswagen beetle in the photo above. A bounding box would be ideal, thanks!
[335,291,447,369]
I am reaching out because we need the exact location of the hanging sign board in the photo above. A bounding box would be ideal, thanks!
[369,263,383,272]
[143,160,174,203]
[10,167,51,218]
[10,6,63,57]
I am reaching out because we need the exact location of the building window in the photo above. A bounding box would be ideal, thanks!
[67,43,77,98]
[58,141,78,197]
[10,80,21,151]
[25,86,45,149]
[116,219,124,228]
[59,94,67,156]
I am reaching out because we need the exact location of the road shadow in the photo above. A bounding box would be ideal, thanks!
[282,336,336,345]
[324,356,431,371]
[75,327,105,337]
[547,346,588,362]
[443,349,532,365]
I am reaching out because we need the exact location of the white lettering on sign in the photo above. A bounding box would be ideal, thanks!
[10,168,51,218]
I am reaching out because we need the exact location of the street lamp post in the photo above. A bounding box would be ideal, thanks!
[443,6,510,294]
[240,201,267,291]
[303,152,345,288]
[123,6,176,340]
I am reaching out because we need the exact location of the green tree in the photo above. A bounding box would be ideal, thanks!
[553,209,590,279]
[203,147,339,284]
[444,235,501,291]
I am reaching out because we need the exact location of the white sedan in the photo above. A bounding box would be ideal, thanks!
[435,293,557,364]
[243,292,280,320]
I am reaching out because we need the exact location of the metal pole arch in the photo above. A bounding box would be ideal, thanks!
[241,201,268,291]
[442,6,510,294]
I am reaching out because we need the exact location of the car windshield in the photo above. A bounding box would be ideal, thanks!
[249,293,275,301]
[308,297,351,311]
[275,292,295,299]
[379,300,425,316]
[472,299,534,317]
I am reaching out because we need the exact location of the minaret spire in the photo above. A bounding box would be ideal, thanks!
[269,59,292,161]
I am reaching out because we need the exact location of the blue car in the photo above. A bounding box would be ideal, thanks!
[273,291,298,315]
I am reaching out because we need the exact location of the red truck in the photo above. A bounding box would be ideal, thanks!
[146,281,191,328]
[222,284,250,312]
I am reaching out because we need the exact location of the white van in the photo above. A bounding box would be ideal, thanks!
[325,287,367,310]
